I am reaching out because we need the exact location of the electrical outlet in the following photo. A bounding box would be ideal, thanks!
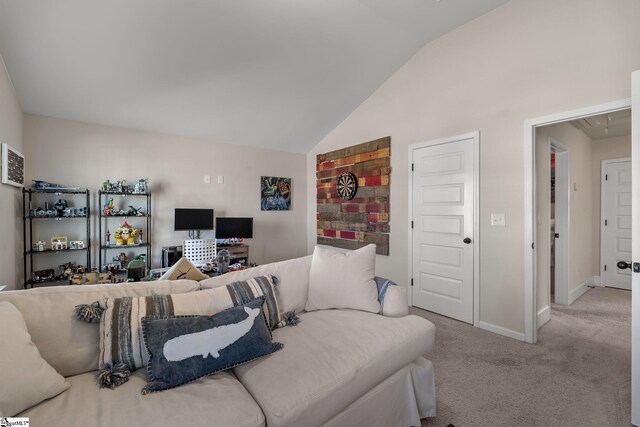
[491,213,505,226]
[204,175,211,184]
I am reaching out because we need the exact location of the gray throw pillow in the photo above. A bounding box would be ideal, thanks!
[141,297,282,394]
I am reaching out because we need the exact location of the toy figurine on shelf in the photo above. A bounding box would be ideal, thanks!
[127,228,137,245]
[106,229,111,246]
[54,199,68,216]
[138,229,143,244]
[103,198,114,216]
[120,221,132,244]
[126,206,144,216]
[107,264,119,282]
[60,262,74,279]
[114,228,124,246]
[118,252,128,269]
[133,178,149,194]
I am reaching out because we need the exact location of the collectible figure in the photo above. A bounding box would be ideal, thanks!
[114,228,124,246]
[60,262,74,279]
[54,199,68,216]
[133,178,149,194]
[103,198,114,216]
[127,228,137,245]
[106,229,111,246]
[118,252,128,268]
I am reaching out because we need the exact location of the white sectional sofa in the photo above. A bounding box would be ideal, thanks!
[0,255,436,426]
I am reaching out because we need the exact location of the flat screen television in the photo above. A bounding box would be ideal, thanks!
[216,217,253,239]
[174,208,214,231]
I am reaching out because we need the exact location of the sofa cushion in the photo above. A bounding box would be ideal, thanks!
[0,280,200,377]
[233,309,435,427]
[200,255,312,314]
[19,369,265,427]
[305,244,380,313]
[142,298,281,394]
[100,277,280,371]
[207,275,282,330]
[0,302,69,416]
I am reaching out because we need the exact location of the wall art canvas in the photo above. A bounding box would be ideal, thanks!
[316,136,391,255]
[261,176,292,211]
[2,143,25,187]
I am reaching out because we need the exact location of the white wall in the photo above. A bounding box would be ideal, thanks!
[592,134,632,270]
[23,115,307,274]
[306,0,640,336]
[0,54,23,290]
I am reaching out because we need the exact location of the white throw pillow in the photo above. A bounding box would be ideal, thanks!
[305,244,381,313]
[0,301,69,416]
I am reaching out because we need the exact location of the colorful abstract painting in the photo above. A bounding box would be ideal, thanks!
[261,176,292,211]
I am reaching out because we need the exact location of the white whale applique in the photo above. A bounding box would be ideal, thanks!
[163,306,261,362]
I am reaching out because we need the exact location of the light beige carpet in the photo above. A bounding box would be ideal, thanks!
[416,287,631,427]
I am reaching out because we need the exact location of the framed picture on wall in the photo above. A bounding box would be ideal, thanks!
[260,176,292,211]
[2,143,25,187]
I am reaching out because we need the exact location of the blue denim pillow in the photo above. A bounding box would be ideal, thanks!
[141,297,282,394]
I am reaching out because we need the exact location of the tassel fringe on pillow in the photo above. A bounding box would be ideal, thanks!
[75,301,104,323]
[97,362,130,389]
[280,311,300,327]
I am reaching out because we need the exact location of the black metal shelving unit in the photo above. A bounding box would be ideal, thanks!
[98,191,152,272]
[23,188,91,288]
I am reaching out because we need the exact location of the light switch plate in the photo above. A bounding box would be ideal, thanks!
[204,175,211,184]
[491,213,505,226]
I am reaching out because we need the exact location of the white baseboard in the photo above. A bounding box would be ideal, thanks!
[537,305,550,328]
[568,275,596,304]
[593,275,603,287]
[478,321,525,342]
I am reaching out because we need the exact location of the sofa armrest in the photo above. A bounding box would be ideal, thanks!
[381,285,409,317]
[375,276,409,317]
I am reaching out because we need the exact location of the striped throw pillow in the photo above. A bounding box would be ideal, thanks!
[99,275,282,371]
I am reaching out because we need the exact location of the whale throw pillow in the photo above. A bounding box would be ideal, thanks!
[98,275,281,372]
[141,297,283,394]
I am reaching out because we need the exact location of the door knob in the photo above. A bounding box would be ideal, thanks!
[463,237,472,244]
[554,233,560,238]
[617,261,632,270]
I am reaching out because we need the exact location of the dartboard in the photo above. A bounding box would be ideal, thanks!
[336,172,358,200]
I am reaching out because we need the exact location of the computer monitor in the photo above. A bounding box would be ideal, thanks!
[174,208,214,238]
[216,217,253,239]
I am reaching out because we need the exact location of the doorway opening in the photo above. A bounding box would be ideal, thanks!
[533,108,631,330]
[524,99,632,343]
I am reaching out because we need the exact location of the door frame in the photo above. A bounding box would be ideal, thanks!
[407,131,480,327]
[600,157,633,287]
[524,98,631,344]
[549,137,570,305]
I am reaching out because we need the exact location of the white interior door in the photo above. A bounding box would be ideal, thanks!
[551,140,570,305]
[601,159,632,290]
[411,135,476,324]
[631,69,639,427]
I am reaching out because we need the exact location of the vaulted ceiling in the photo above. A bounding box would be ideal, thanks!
[0,0,508,153]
